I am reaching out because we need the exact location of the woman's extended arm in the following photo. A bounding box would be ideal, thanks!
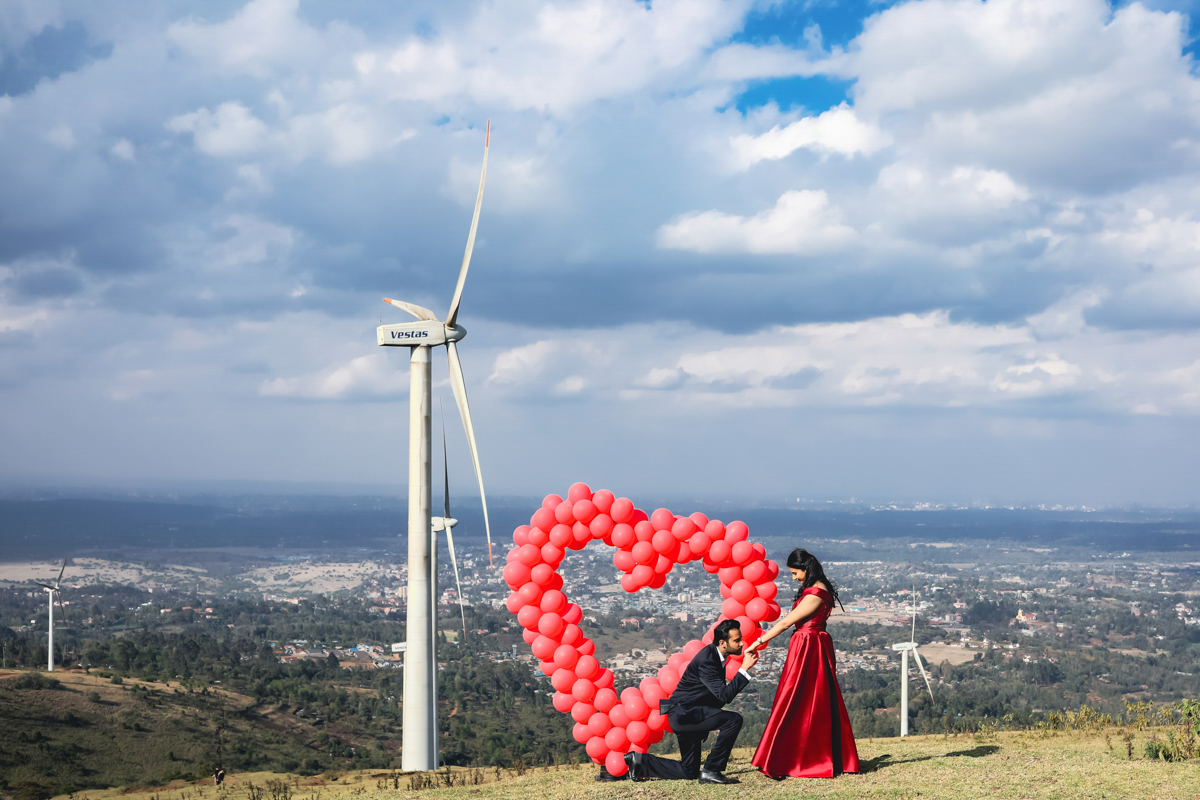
[746,589,824,652]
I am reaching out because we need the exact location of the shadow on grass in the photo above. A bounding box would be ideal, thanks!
[858,745,1001,773]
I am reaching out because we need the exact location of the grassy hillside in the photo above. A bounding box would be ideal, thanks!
[35,730,1200,800]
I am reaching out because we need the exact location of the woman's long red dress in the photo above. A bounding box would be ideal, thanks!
[750,586,860,778]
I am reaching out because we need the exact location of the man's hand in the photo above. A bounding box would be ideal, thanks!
[741,649,758,671]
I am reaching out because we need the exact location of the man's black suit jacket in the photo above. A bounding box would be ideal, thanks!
[661,644,749,726]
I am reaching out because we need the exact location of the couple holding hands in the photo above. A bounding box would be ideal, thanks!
[602,548,860,784]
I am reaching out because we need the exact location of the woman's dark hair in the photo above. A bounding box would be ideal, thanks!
[787,548,842,609]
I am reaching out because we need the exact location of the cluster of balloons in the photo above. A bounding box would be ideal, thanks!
[502,483,782,777]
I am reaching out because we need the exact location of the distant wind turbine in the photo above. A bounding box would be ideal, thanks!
[33,560,68,672]
[376,120,493,772]
[433,405,468,637]
[891,585,935,737]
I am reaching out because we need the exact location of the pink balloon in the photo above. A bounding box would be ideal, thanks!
[544,573,564,591]
[745,597,769,621]
[634,520,655,541]
[613,550,636,573]
[551,669,576,693]
[718,565,743,586]
[543,493,564,510]
[654,553,673,574]
[650,572,667,589]
[610,523,635,549]
[683,639,705,660]
[573,722,591,744]
[719,584,732,600]
[590,513,614,539]
[604,750,627,776]
[594,669,615,689]
[721,598,745,619]
[620,573,639,593]
[586,736,608,761]
[573,499,598,524]
[632,541,655,565]
[587,711,613,737]
[531,635,557,661]
[528,563,553,586]
[531,507,556,531]
[604,726,629,751]
[671,517,696,540]
[517,605,542,629]
[667,653,687,673]
[688,531,711,556]
[704,519,726,539]
[541,543,564,566]
[742,560,767,583]
[658,666,679,694]
[702,557,720,574]
[575,654,600,680]
[527,526,550,547]
[646,710,668,732]
[731,579,756,604]
[540,589,567,614]
[766,560,780,580]
[631,564,654,586]
[609,704,631,729]
[565,604,584,624]
[593,490,615,513]
[517,544,542,567]
[708,540,731,565]
[572,678,596,702]
[767,600,782,619]
[641,681,665,706]
[689,512,710,528]
[561,623,582,647]
[609,497,634,523]
[554,500,575,525]
[549,523,573,548]
[751,543,766,561]
[513,525,530,546]
[569,521,590,548]
[731,541,754,566]
[652,529,676,554]
[572,702,595,724]
[725,658,741,681]
[757,581,779,601]
[506,547,519,563]
[627,720,650,746]
[553,691,575,713]
[676,541,693,563]
[578,639,596,656]
[554,644,580,669]
[593,687,618,713]
[567,482,593,504]
[538,612,565,638]
[505,592,525,614]
[522,628,538,644]
[650,508,675,531]
[624,695,648,721]
[518,582,543,605]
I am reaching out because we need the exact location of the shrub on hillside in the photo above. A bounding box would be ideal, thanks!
[13,673,60,691]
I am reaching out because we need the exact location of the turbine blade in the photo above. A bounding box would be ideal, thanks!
[446,340,492,567]
[33,581,53,590]
[56,559,67,587]
[445,120,489,329]
[911,583,917,643]
[913,648,935,703]
[55,593,69,628]
[383,298,440,322]
[440,400,451,520]
[444,527,467,636]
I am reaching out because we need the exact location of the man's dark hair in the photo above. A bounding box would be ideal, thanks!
[713,619,741,645]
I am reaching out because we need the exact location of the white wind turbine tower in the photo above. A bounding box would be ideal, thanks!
[377,121,493,772]
[891,585,935,737]
[33,560,68,672]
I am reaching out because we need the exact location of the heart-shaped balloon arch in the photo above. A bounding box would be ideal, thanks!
[503,482,783,776]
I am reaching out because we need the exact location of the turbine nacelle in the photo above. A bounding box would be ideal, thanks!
[377,319,467,347]
[431,516,458,532]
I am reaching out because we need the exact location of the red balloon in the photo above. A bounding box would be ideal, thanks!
[671,517,696,540]
[609,703,631,729]
[704,519,726,539]
[731,579,755,604]
[658,666,679,693]
[689,512,710,528]
[518,582,543,605]
[632,541,655,565]
[549,523,573,548]
[572,700,595,724]
[751,543,766,561]
[572,678,596,702]
[757,581,779,600]
[639,676,663,697]
[731,541,754,566]
[708,540,732,565]
[543,493,564,510]
[624,694,648,721]
[609,497,634,523]
[725,658,741,681]
[718,565,742,586]
[604,726,629,751]
[571,722,589,744]
[604,750,627,776]
[745,597,769,621]
[719,583,731,599]
[538,612,565,638]
[683,639,705,659]
[551,669,576,693]
[702,557,720,574]
[594,687,618,713]
[613,550,636,573]
[540,589,567,614]
[530,563,555,586]
[650,508,675,531]
[527,526,550,547]
[532,635,557,660]
[742,560,767,583]
[554,644,580,669]
[541,543,564,566]
[721,598,745,619]
[620,574,639,593]
[575,654,600,680]
[578,639,596,656]
[505,592,525,614]
[585,736,608,761]
[736,615,759,642]
[649,572,667,589]
[522,628,538,644]
[587,711,613,737]
[627,720,650,746]
[545,573,564,591]
[646,710,667,732]
[767,600,782,619]
[634,520,655,541]
[531,507,556,532]
[571,521,591,547]
[654,553,674,574]
[594,669,615,689]
[513,525,530,546]
[610,523,635,549]
[667,652,687,673]
[631,564,654,586]
[553,691,575,713]
[593,490,615,513]
[766,560,780,580]
[567,482,593,504]
[676,541,693,563]
[688,531,711,556]
[573,499,598,524]
[652,530,675,554]
[517,544,542,567]
[553,500,573,525]
[561,622,582,647]
[589,513,614,539]
[506,547,518,563]
[725,521,749,543]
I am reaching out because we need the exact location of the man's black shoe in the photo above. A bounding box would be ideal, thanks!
[624,752,646,781]
[595,766,620,782]
[698,769,739,785]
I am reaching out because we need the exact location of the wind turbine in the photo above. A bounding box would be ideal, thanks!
[33,560,68,672]
[377,121,493,772]
[433,407,468,639]
[891,585,935,737]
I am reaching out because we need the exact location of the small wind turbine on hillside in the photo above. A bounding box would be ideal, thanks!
[376,121,493,772]
[33,560,68,672]
[891,585,935,737]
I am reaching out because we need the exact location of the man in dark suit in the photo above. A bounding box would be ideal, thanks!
[657,619,758,784]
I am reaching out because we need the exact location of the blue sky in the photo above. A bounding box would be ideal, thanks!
[3,0,1200,506]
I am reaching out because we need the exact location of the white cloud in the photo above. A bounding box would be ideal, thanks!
[656,189,855,254]
[167,102,270,157]
[45,124,76,149]
[730,104,892,169]
[167,0,330,78]
[259,353,407,399]
[110,139,135,161]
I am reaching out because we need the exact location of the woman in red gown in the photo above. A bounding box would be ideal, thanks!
[746,548,860,779]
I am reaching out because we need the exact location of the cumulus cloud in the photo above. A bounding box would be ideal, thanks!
[729,104,892,168]
[656,190,855,254]
[259,353,407,399]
